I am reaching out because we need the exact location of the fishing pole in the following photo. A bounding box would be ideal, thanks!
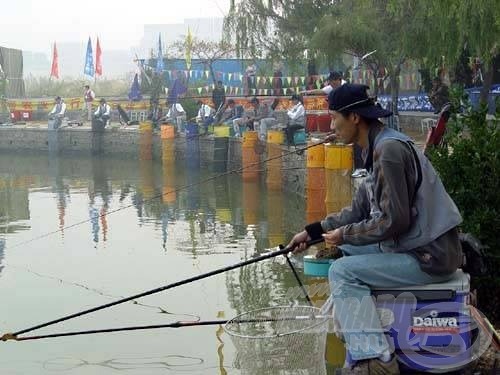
[9,137,332,250]
[0,238,324,342]
[4,313,330,342]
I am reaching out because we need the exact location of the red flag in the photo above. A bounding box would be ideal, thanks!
[95,37,102,76]
[50,42,59,79]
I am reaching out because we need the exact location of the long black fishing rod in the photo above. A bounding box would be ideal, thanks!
[9,137,332,250]
[5,313,329,342]
[1,238,324,342]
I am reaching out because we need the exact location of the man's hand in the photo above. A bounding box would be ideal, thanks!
[324,132,337,143]
[287,230,311,254]
[322,228,343,247]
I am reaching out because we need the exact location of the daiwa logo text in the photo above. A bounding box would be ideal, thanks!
[411,310,459,333]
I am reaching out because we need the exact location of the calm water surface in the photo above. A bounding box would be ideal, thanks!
[0,152,320,374]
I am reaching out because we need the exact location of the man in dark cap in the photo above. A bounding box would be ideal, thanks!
[301,71,343,96]
[289,84,463,374]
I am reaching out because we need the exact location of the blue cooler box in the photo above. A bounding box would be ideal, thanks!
[368,270,473,372]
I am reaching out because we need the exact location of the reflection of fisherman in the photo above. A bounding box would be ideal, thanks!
[165,99,186,133]
[92,98,111,131]
[48,96,66,129]
[289,84,462,374]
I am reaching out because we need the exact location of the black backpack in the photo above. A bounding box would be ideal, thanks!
[459,233,488,277]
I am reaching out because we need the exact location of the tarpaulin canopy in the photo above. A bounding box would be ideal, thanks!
[0,46,25,98]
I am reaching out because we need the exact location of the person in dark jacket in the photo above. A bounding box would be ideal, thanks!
[212,80,226,115]
[289,84,462,374]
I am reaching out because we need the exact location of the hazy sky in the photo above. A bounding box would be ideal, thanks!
[1,0,229,54]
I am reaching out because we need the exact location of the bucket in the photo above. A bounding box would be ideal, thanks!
[214,125,231,137]
[243,131,258,148]
[267,130,284,144]
[324,143,353,171]
[317,114,332,132]
[161,124,175,139]
[186,122,199,138]
[306,114,317,132]
[306,140,325,168]
[303,255,334,277]
[293,129,307,145]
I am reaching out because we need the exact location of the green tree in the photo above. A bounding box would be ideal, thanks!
[395,0,499,102]
[224,0,334,69]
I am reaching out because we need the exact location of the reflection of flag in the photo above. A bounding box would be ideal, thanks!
[156,34,164,73]
[95,37,102,76]
[185,27,193,70]
[50,42,59,79]
[84,37,95,77]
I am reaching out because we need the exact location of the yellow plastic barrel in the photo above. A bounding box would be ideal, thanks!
[267,130,284,145]
[325,169,352,206]
[306,140,325,168]
[214,125,231,137]
[139,121,153,133]
[160,124,175,139]
[324,143,353,171]
[242,131,258,148]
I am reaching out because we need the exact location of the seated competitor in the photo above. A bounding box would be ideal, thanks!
[289,84,463,374]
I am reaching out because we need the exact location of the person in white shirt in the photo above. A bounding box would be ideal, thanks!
[196,100,215,134]
[285,94,306,145]
[301,71,343,96]
[83,85,95,121]
[48,96,66,129]
[93,98,111,131]
[165,99,186,133]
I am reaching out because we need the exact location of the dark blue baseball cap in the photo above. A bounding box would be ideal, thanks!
[328,83,392,119]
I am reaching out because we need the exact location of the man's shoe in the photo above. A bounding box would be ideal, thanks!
[335,356,399,375]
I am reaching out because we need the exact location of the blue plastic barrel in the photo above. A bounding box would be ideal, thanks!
[186,122,199,138]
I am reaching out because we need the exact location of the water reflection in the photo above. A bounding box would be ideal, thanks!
[0,151,355,374]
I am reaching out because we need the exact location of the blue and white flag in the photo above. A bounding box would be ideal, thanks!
[156,33,164,73]
[84,37,95,77]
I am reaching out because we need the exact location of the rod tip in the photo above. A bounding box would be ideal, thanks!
[0,333,17,342]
